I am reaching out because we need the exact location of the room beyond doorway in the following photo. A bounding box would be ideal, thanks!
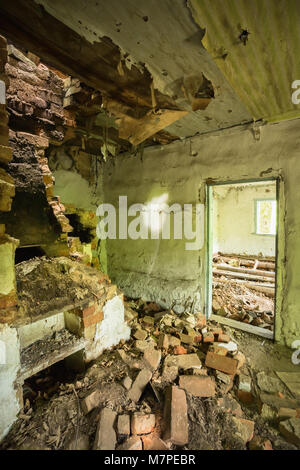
[206,179,278,339]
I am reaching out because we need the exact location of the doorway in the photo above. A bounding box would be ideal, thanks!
[206,179,279,339]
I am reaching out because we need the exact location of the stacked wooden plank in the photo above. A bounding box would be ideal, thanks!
[213,254,275,297]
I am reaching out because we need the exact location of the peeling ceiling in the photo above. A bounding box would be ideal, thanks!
[189,0,300,122]
[0,0,299,147]
[34,0,252,138]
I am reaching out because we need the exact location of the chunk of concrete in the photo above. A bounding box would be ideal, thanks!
[163,385,188,446]
[128,369,152,402]
[93,408,117,450]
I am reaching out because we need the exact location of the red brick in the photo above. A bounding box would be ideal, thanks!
[179,375,215,397]
[211,328,223,336]
[142,435,169,450]
[173,345,187,355]
[194,334,202,343]
[233,418,255,443]
[163,385,188,446]
[217,333,230,343]
[203,332,214,343]
[237,390,254,404]
[195,313,206,328]
[235,351,246,370]
[205,351,238,375]
[82,311,103,328]
[263,439,273,450]
[81,304,95,317]
[131,413,155,435]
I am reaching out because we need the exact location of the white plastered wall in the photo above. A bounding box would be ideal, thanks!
[0,325,21,441]
[212,182,276,257]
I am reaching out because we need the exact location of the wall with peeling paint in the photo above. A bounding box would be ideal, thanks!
[104,118,300,347]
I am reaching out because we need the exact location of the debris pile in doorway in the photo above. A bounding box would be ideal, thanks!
[212,254,275,330]
[1,300,299,451]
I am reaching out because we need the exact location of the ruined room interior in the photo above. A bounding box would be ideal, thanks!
[0,0,300,452]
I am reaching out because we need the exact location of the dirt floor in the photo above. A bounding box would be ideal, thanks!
[1,300,299,451]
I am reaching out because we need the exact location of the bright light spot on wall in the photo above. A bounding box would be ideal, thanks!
[143,193,169,237]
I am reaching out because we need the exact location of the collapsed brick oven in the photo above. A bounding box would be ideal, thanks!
[0,36,130,440]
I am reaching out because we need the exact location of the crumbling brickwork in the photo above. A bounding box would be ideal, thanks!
[0,44,75,249]
[0,35,18,318]
[0,39,121,269]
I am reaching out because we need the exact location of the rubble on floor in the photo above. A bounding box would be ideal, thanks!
[212,254,275,331]
[1,299,299,451]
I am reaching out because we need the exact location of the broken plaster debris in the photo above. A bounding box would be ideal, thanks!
[1,298,300,451]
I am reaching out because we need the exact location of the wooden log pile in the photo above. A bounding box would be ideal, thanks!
[213,254,275,298]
